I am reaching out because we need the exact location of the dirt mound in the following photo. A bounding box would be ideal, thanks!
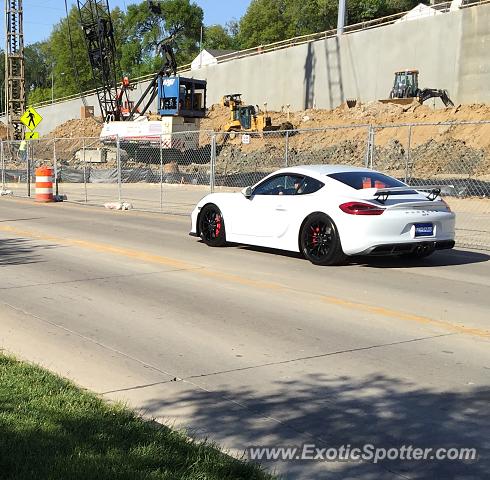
[46,117,103,139]
[201,101,490,182]
[24,101,488,184]
[203,101,490,143]
[42,101,490,149]
[201,104,231,132]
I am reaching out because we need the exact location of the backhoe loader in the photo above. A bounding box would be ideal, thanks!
[382,70,454,107]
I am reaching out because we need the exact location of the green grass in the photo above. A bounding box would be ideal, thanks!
[0,354,275,480]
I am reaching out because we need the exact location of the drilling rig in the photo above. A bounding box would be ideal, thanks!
[4,0,26,140]
[76,0,206,147]
[76,0,132,122]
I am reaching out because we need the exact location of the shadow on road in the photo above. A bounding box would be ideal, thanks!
[357,249,490,269]
[0,237,55,266]
[235,244,304,260]
[142,373,489,479]
[222,243,489,268]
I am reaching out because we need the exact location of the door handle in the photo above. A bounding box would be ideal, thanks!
[275,205,287,211]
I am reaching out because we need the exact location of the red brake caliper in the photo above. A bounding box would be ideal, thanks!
[311,226,320,245]
[215,214,221,236]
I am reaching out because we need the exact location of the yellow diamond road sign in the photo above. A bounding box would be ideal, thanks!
[25,131,39,140]
[20,106,43,131]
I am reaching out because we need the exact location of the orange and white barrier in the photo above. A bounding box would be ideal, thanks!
[35,166,54,203]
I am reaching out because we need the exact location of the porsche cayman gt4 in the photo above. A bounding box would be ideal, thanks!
[190,165,455,265]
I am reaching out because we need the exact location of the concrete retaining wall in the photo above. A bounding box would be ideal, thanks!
[3,3,489,136]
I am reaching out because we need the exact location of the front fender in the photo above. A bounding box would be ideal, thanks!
[192,192,240,237]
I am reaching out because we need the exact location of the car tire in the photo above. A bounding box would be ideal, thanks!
[198,204,226,247]
[300,213,346,266]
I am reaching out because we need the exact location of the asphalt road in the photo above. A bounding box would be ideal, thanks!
[0,197,489,479]
[4,182,490,251]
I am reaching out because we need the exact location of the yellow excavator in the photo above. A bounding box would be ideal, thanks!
[221,94,293,133]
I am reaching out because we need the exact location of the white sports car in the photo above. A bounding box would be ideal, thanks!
[190,165,456,265]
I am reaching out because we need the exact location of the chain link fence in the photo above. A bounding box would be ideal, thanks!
[1,121,489,251]
[370,122,490,250]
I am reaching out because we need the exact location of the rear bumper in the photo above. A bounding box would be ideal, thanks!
[359,240,455,256]
[338,209,456,255]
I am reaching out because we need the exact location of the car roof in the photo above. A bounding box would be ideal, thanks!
[274,165,376,179]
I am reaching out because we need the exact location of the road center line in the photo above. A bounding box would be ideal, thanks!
[1,223,489,339]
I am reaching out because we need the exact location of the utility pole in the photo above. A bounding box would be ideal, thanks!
[337,0,346,35]
[199,25,203,68]
[5,0,25,140]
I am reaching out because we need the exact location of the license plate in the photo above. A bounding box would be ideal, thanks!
[414,223,433,237]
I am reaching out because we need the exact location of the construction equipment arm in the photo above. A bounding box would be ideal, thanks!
[419,89,455,107]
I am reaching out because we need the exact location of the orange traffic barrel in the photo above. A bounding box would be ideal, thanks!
[35,166,54,203]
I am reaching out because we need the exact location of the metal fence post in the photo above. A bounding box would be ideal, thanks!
[26,142,31,197]
[405,125,412,184]
[364,126,371,168]
[210,133,216,193]
[160,134,163,211]
[285,130,290,167]
[83,138,88,203]
[116,134,121,201]
[371,128,376,169]
[53,139,59,197]
[1,141,5,191]
[364,126,373,168]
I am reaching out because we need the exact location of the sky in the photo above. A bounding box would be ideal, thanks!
[2,0,251,46]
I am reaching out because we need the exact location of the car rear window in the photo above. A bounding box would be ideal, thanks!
[328,171,407,190]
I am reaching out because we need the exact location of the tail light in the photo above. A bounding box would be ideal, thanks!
[339,202,385,215]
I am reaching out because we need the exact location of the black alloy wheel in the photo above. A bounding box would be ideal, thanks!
[199,204,226,247]
[300,213,346,266]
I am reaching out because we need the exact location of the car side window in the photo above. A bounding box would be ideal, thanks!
[253,175,303,196]
[295,176,325,195]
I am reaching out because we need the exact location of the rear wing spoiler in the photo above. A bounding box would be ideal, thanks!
[374,185,454,204]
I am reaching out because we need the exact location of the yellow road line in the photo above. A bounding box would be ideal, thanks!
[1,223,489,339]
[0,224,191,270]
[321,296,489,338]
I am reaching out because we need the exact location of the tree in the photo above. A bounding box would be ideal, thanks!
[2,43,51,106]
[47,5,94,98]
[238,0,292,49]
[26,88,51,106]
[25,42,51,104]
[347,0,419,24]
[237,0,420,49]
[123,0,204,72]
[204,25,237,51]
[25,0,206,103]
[26,5,130,102]
[286,0,338,35]
[15,0,420,107]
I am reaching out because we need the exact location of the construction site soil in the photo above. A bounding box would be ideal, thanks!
[203,102,490,181]
[2,102,490,185]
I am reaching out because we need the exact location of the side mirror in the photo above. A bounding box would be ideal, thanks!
[242,186,253,198]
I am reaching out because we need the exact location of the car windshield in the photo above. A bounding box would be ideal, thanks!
[328,171,407,190]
